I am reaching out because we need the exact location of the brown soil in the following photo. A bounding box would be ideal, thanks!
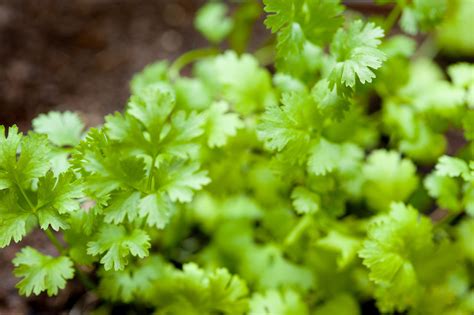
[0,0,206,131]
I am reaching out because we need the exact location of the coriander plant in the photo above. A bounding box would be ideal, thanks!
[1,0,473,314]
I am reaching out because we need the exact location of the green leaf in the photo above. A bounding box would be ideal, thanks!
[98,255,165,303]
[158,161,211,203]
[74,130,147,196]
[329,20,386,88]
[0,126,51,190]
[104,191,142,224]
[32,111,85,147]
[175,77,213,110]
[195,2,234,43]
[307,138,341,175]
[87,225,151,270]
[127,85,176,136]
[424,173,462,212]
[150,263,249,314]
[0,192,31,248]
[359,203,434,312]
[448,62,474,108]
[311,79,349,120]
[159,110,206,160]
[37,171,83,214]
[138,192,174,229]
[313,294,360,315]
[205,101,243,148]
[317,231,361,268]
[249,289,308,315]
[263,0,344,74]
[448,63,474,88]
[257,91,317,155]
[435,156,469,178]
[213,51,276,115]
[291,186,320,214]
[130,61,169,94]
[399,0,447,35]
[363,150,419,211]
[242,245,314,291]
[307,139,364,176]
[13,247,74,296]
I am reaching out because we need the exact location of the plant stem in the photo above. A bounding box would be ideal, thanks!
[283,214,312,249]
[16,183,36,211]
[44,229,66,254]
[254,45,275,66]
[384,4,402,34]
[75,265,95,290]
[44,229,96,289]
[416,36,439,59]
[147,155,157,191]
[14,167,96,290]
[169,47,220,80]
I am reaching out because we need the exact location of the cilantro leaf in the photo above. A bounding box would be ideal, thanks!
[127,85,175,134]
[205,101,244,148]
[263,0,343,74]
[359,203,434,312]
[249,289,308,315]
[399,0,447,35]
[291,186,320,214]
[363,150,419,211]
[195,2,234,43]
[213,51,276,114]
[448,62,474,108]
[313,294,360,315]
[0,192,31,248]
[103,191,142,224]
[87,225,151,271]
[13,247,74,296]
[424,173,462,212]
[37,171,83,215]
[130,61,169,94]
[98,255,165,303]
[329,20,386,88]
[138,192,174,229]
[307,139,364,176]
[307,138,341,175]
[435,156,469,178]
[257,91,317,155]
[317,231,361,268]
[32,111,85,147]
[150,263,249,314]
[158,161,211,203]
[0,126,51,190]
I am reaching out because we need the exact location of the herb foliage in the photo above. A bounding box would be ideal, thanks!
[1,0,473,314]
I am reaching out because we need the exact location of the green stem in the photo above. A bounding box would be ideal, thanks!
[384,4,402,34]
[44,229,65,255]
[147,155,157,191]
[15,176,96,290]
[16,183,36,211]
[283,214,312,249]
[75,265,95,290]
[254,45,275,66]
[44,229,96,289]
[169,47,220,80]
[416,36,439,59]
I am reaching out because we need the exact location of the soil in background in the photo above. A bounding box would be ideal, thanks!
[0,0,206,130]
